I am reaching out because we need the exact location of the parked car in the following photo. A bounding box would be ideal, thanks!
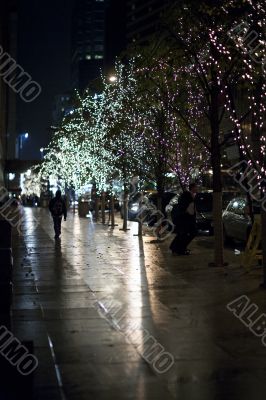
[148,192,176,212]
[196,191,242,234]
[166,191,214,234]
[147,192,177,226]
[195,192,213,234]
[166,190,241,235]
[222,190,241,209]
[223,197,260,242]
[120,192,151,221]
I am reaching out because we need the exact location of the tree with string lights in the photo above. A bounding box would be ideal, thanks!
[224,2,266,284]
[135,51,207,195]
[40,98,91,193]
[96,61,144,229]
[22,168,41,198]
[161,0,266,267]
[40,61,144,227]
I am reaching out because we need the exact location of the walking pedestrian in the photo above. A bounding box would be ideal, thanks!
[49,190,67,239]
[170,183,198,255]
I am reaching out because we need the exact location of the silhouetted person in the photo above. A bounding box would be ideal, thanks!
[170,183,197,255]
[49,190,67,239]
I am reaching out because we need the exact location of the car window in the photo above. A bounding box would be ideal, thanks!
[236,199,246,215]
[130,193,141,203]
[226,200,235,212]
[227,198,248,215]
[195,193,213,212]
[222,191,239,208]
[227,198,262,215]
[148,192,176,206]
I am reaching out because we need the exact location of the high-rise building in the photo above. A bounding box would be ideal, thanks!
[104,0,126,74]
[6,0,18,162]
[52,93,73,126]
[71,0,106,92]
[0,5,8,187]
[0,0,18,187]
[126,0,171,45]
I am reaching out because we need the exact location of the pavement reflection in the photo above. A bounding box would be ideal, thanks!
[10,208,266,400]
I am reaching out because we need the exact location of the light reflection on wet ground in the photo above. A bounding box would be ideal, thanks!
[9,208,266,400]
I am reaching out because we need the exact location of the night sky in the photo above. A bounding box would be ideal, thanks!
[18,0,72,160]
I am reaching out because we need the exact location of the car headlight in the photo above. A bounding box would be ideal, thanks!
[130,203,139,212]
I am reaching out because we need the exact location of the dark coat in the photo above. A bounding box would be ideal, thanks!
[171,191,196,233]
[49,196,67,219]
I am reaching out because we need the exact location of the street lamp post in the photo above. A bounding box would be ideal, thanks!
[16,132,29,159]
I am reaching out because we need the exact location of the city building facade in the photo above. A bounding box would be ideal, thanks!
[104,0,126,74]
[72,0,106,92]
[52,93,73,127]
[0,4,8,187]
[126,0,171,45]
[0,0,18,187]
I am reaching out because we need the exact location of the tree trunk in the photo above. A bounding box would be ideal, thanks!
[122,185,128,231]
[95,197,99,221]
[156,179,164,216]
[137,192,143,236]
[261,207,266,288]
[250,82,266,287]
[110,194,115,228]
[101,192,105,224]
[251,81,263,162]
[210,78,224,268]
[157,196,162,213]
[212,190,224,267]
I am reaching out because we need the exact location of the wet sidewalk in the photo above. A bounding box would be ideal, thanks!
[9,208,266,399]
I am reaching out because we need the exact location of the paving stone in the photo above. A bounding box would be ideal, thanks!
[8,208,266,400]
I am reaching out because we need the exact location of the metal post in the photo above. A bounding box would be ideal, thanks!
[134,192,143,237]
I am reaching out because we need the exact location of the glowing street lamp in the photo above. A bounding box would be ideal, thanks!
[109,75,117,83]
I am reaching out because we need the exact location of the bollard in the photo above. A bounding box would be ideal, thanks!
[78,201,89,217]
